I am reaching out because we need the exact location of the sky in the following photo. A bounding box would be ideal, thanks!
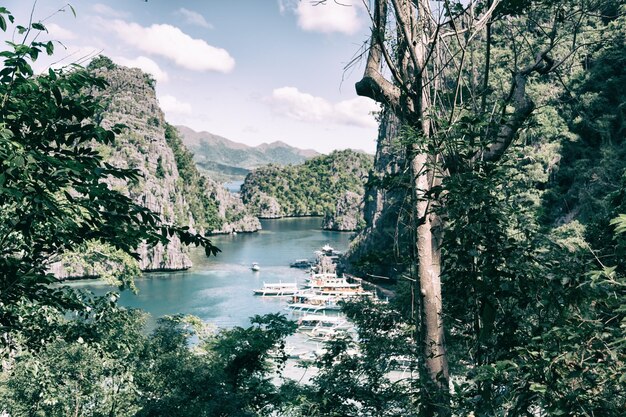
[3,0,380,154]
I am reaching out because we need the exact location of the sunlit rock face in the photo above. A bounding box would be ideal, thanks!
[52,60,260,278]
[322,191,363,231]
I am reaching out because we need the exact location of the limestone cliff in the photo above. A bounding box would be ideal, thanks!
[163,123,260,235]
[206,177,261,233]
[241,150,373,230]
[51,57,259,278]
[322,191,363,231]
[343,110,412,279]
[91,61,194,272]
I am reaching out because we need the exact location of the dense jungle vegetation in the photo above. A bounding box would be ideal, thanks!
[0,1,625,416]
[241,149,373,218]
[164,123,223,231]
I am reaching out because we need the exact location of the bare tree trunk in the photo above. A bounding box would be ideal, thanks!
[351,1,564,415]
[413,152,450,417]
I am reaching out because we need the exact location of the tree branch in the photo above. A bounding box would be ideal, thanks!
[355,0,402,109]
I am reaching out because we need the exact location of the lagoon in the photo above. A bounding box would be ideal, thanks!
[72,217,353,328]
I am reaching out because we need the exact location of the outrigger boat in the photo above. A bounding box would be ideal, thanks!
[296,314,349,330]
[286,292,341,312]
[253,282,298,296]
[305,275,362,292]
[305,325,353,342]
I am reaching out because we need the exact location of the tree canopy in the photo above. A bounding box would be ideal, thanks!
[0,5,217,354]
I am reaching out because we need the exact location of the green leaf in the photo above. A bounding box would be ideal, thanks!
[530,383,547,393]
[52,86,62,105]
[31,22,46,31]
[610,214,626,235]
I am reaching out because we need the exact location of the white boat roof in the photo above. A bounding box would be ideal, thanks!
[309,273,338,279]
[298,314,342,323]
[262,282,298,288]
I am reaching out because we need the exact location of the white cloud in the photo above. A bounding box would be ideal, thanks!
[270,87,332,122]
[113,56,169,83]
[296,1,363,35]
[158,95,192,115]
[269,86,379,128]
[46,23,76,40]
[92,3,130,18]
[334,97,380,128]
[176,8,213,29]
[109,20,235,73]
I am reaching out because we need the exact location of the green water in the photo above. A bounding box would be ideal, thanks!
[72,217,353,327]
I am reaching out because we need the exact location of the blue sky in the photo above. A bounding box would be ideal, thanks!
[4,0,380,153]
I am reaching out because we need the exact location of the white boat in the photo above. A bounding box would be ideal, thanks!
[253,282,298,296]
[297,314,348,330]
[306,272,338,281]
[321,244,334,253]
[286,292,341,312]
[251,262,260,271]
[305,324,353,342]
[305,275,362,292]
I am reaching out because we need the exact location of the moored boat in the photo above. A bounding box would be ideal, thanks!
[251,262,260,271]
[305,275,362,292]
[286,292,341,312]
[296,314,348,330]
[253,281,298,296]
[289,259,312,269]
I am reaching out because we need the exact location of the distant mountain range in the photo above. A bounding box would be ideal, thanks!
[175,125,319,181]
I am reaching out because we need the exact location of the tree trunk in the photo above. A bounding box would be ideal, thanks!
[412,149,450,416]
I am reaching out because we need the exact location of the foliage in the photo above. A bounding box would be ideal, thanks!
[55,240,142,290]
[164,123,223,230]
[2,3,626,417]
[0,7,217,354]
[297,299,420,417]
[241,149,373,218]
[0,304,297,417]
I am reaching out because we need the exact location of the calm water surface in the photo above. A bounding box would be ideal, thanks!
[72,217,353,328]
[223,180,244,193]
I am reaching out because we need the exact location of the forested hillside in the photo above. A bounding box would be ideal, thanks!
[164,124,261,234]
[241,149,373,230]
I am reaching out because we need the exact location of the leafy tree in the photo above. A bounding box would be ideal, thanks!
[327,0,618,414]
[1,305,299,417]
[132,313,297,417]
[0,7,217,355]
[299,299,420,417]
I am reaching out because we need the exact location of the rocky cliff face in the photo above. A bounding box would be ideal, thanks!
[92,63,195,272]
[206,177,261,233]
[322,191,363,231]
[344,110,411,278]
[52,58,259,278]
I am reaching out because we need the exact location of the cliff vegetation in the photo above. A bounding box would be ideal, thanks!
[240,149,373,230]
